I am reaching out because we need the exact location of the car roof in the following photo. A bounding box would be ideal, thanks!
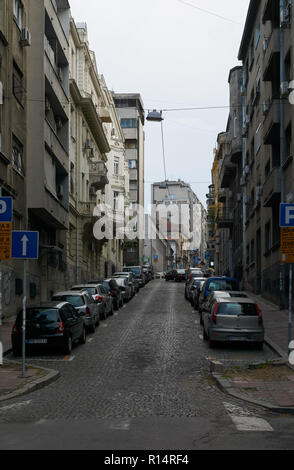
[25,301,69,309]
[53,290,87,296]
[71,284,99,288]
[215,298,256,304]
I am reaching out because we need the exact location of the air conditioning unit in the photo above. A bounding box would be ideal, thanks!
[45,96,51,112]
[263,99,270,115]
[57,185,64,199]
[281,81,290,97]
[20,28,31,47]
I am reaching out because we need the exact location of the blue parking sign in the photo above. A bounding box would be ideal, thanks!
[11,231,39,259]
[0,197,13,222]
[280,204,294,228]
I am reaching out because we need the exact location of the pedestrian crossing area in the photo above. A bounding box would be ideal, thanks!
[223,402,273,432]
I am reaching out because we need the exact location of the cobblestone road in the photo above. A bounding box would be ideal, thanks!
[0,280,275,423]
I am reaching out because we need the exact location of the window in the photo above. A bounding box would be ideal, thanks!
[113,191,119,210]
[265,221,271,253]
[121,118,137,129]
[13,62,24,105]
[129,160,137,169]
[130,180,138,190]
[13,0,23,29]
[12,135,24,175]
[233,111,237,138]
[114,159,119,175]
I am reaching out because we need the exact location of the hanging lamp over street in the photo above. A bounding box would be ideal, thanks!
[146,109,164,122]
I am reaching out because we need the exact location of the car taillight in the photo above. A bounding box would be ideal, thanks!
[212,304,219,324]
[85,307,91,317]
[57,322,65,333]
[110,289,116,296]
[95,295,103,303]
[255,304,263,325]
[12,324,20,335]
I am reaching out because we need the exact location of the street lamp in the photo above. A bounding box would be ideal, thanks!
[146,110,164,122]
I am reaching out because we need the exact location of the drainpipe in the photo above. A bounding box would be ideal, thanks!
[241,69,247,292]
[280,0,286,309]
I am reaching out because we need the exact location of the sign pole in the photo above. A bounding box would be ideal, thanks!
[289,263,293,357]
[22,259,27,378]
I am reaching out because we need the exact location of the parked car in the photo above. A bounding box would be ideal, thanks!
[185,277,206,303]
[52,290,99,333]
[192,280,206,311]
[202,298,264,349]
[165,269,177,281]
[143,265,154,280]
[113,272,136,297]
[114,277,132,302]
[123,266,146,287]
[198,277,240,314]
[200,291,248,325]
[175,269,187,282]
[70,284,106,319]
[11,301,86,356]
[186,270,205,282]
[103,278,124,310]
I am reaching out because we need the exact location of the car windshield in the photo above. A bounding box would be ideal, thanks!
[124,267,141,275]
[177,270,186,274]
[217,303,258,316]
[72,287,96,295]
[208,280,238,292]
[53,295,84,307]
[25,308,59,323]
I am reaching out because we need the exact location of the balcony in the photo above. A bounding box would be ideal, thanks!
[216,206,234,229]
[219,154,236,188]
[77,201,96,218]
[231,136,243,163]
[89,161,109,191]
[263,166,281,208]
[263,28,280,82]
[218,188,227,203]
[263,99,280,145]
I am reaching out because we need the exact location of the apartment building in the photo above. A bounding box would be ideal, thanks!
[215,67,244,282]
[113,93,145,266]
[25,0,71,301]
[0,0,30,316]
[66,20,112,285]
[152,180,207,268]
[100,75,130,276]
[209,0,294,306]
[238,0,294,305]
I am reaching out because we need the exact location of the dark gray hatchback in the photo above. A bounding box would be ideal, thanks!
[11,301,86,356]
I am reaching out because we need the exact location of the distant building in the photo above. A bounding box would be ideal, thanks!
[113,93,145,266]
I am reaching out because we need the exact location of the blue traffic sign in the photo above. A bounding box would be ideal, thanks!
[280,204,294,228]
[11,231,39,259]
[0,197,13,222]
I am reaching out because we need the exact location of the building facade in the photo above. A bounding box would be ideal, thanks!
[113,93,145,267]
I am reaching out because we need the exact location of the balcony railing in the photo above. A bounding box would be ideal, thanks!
[89,161,109,191]
[263,166,281,208]
[216,206,234,229]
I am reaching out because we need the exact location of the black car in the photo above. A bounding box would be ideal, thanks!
[165,269,177,281]
[104,278,124,309]
[175,269,187,282]
[11,301,86,356]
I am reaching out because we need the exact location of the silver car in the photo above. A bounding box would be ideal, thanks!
[202,298,264,349]
[113,273,136,297]
[70,284,106,318]
[52,290,99,333]
[200,291,248,325]
[114,277,132,302]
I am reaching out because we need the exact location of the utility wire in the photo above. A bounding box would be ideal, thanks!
[176,0,243,26]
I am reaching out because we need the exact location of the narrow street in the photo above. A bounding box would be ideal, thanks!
[1,280,294,450]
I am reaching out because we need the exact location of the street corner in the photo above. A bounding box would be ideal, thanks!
[0,359,60,403]
[212,362,294,414]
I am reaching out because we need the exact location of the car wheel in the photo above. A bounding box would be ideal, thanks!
[203,326,208,341]
[79,327,86,344]
[63,335,72,355]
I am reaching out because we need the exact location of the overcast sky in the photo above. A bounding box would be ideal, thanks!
[69,0,250,209]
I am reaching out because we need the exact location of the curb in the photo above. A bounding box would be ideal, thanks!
[210,337,294,415]
[0,361,60,403]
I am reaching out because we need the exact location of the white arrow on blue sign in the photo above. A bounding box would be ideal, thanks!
[0,197,13,222]
[280,204,294,228]
[11,231,39,259]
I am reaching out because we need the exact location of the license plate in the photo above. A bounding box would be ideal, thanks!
[26,339,48,344]
[227,336,246,342]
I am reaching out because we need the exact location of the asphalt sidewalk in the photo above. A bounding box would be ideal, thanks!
[1,291,294,412]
